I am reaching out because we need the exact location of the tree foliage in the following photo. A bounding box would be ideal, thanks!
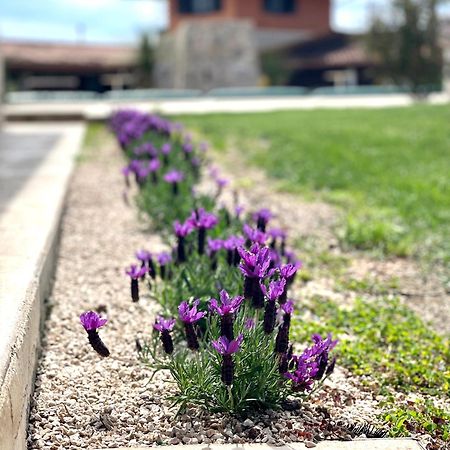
[136,33,155,88]
[367,0,443,93]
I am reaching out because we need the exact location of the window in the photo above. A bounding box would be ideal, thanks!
[178,0,221,14]
[264,0,296,13]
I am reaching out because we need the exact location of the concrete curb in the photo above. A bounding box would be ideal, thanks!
[3,92,450,121]
[0,123,85,450]
[105,439,424,450]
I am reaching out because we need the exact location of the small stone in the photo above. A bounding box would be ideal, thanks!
[243,418,254,427]
[248,426,261,439]
[305,441,317,448]
[169,438,180,445]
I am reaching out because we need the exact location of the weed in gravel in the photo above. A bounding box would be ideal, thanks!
[383,399,450,443]
[292,297,450,396]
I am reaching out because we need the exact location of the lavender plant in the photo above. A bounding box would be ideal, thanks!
[102,110,339,415]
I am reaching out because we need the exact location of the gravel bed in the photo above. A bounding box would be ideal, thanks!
[27,137,388,449]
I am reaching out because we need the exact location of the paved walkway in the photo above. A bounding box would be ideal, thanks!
[0,129,60,214]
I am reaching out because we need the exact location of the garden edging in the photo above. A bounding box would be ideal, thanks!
[106,439,424,449]
[0,123,85,450]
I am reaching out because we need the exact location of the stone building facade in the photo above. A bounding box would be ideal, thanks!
[155,19,260,90]
[155,0,331,89]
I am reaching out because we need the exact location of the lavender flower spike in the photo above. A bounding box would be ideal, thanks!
[164,169,184,183]
[80,311,110,357]
[252,208,273,232]
[261,278,287,334]
[179,299,206,323]
[173,220,194,263]
[210,290,244,340]
[126,264,147,302]
[212,334,243,386]
[157,251,172,279]
[243,224,268,246]
[238,244,273,308]
[153,316,176,354]
[164,170,184,195]
[211,334,244,355]
[188,208,219,255]
[210,290,244,316]
[178,299,206,351]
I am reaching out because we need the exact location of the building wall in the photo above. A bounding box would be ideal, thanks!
[169,0,330,34]
[155,20,260,90]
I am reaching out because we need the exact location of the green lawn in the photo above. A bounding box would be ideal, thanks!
[178,105,450,260]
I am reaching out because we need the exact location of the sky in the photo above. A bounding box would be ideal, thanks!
[0,0,449,44]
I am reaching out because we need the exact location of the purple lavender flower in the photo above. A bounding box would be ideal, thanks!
[188,208,219,230]
[260,278,287,302]
[157,252,172,266]
[199,141,209,152]
[80,311,110,357]
[212,334,243,355]
[136,164,150,184]
[148,158,161,182]
[207,238,224,254]
[173,220,193,263]
[157,251,172,279]
[143,142,158,158]
[243,224,268,246]
[178,300,206,351]
[268,228,287,240]
[153,316,176,354]
[260,278,286,334]
[239,244,274,308]
[164,170,184,195]
[212,334,244,386]
[253,208,273,232]
[207,238,223,270]
[284,357,318,392]
[284,334,338,391]
[136,249,152,263]
[153,316,176,332]
[275,300,295,354]
[210,290,244,340]
[161,143,172,155]
[224,235,245,266]
[280,263,298,279]
[179,299,206,323]
[281,300,294,316]
[182,141,194,154]
[238,244,272,279]
[215,177,229,193]
[126,264,147,302]
[80,311,108,331]
[173,220,194,238]
[235,205,245,219]
[268,228,287,250]
[278,263,299,303]
[135,250,156,279]
[187,208,219,255]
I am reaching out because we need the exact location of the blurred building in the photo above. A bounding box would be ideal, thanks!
[156,0,375,89]
[169,0,330,50]
[0,41,135,93]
